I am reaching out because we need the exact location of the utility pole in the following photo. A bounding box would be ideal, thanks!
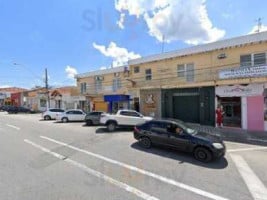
[45,68,50,108]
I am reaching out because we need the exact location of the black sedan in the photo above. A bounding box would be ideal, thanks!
[133,119,226,162]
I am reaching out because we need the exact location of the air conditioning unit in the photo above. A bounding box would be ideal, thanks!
[114,72,120,77]
[95,76,104,81]
[217,53,227,59]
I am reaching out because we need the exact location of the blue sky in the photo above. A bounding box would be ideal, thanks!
[0,0,266,89]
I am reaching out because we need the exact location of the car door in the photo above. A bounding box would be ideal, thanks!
[167,125,191,152]
[118,111,135,125]
[74,110,85,121]
[66,110,75,121]
[149,122,170,145]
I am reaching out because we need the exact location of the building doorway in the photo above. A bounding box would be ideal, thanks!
[219,97,241,127]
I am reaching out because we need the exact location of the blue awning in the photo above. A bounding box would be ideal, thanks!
[104,95,130,102]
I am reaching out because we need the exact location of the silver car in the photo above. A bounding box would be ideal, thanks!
[56,109,86,123]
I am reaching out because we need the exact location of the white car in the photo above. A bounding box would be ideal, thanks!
[42,108,65,120]
[100,109,153,131]
[56,109,86,123]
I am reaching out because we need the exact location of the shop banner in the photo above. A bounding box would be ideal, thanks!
[219,65,267,79]
[216,84,264,97]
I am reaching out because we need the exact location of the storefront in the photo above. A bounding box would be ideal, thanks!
[162,87,215,125]
[215,83,264,131]
[11,92,22,106]
[104,95,130,113]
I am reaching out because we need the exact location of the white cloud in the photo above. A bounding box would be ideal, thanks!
[248,25,267,34]
[117,13,125,29]
[115,0,225,45]
[65,66,78,79]
[93,41,141,66]
[0,85,11,88]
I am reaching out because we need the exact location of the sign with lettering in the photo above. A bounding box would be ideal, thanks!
[216,84,264,97]
[219,65,267,79]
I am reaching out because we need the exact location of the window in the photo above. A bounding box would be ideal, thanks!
[112,78,122,92]
[240,53,266,67]
[254,53,266,66]
[145,69,152,80]
[177,64,185,77]
[186,63,194,82]
[177,63,194,82]
[40,99,46,107]
[134,66,140,73]
[240,54,252,67]
[120,111,141,117]
[80,82,87,94]
[95,79,102,92]
[149,122,168,134]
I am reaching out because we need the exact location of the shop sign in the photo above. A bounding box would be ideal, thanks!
[216,84,264,97]
[219,65,267,79]
[144,94,156,108]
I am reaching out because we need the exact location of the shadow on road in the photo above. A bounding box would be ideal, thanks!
[131,142,228,169]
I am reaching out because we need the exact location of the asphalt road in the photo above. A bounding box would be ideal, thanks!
[0,112,267,200]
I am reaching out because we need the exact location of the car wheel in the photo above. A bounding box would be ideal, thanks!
[86,120,93,126]
[194,147,212,162]
[62,117,68,123]
[44,115,51,120]
[139,137,152,149]
[107,122,116,132]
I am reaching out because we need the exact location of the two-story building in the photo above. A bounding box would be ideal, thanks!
[76,66,133,113]
[128,31,267,131]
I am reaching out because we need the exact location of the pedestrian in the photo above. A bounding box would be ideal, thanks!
[216,104,224,128]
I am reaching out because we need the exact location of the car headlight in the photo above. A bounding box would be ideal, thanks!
[212,143,224,149]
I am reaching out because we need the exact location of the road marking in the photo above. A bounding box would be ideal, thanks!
[40,135,229,200]
[230,154,267,200]
[228,147,267,153]
[6,124,20,130]
[24,139,159,200]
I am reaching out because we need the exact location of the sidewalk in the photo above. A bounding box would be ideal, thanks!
[188,123,267,146]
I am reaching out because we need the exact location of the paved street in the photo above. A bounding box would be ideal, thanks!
[1,112,267,200]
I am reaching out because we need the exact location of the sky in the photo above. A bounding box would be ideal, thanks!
[0,0,267,89]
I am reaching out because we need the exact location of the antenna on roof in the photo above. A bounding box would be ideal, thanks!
[161,34,165,53]
[255,17,263,33]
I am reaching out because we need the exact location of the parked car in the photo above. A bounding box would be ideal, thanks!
[100,109,153,132]
[85,111,104,126]
[7,106,32,114]
[17,106,32,113]
[6,106,18,114]
[133,119,226,162]
[42,108,65,120]
[56,109,86,123]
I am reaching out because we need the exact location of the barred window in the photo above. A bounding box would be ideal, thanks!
[145,69,152,80]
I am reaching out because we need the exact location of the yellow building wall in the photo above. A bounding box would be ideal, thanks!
[129,42,267,90]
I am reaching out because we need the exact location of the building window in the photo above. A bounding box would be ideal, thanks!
[240,54,252,67]
[112,78,121,92]
[177,63,194,82]
[254,53,266,66]
[145,69,152,80]
[134,66,140,73]
[95,80,102,93]
[80,82,87,94]
[240,52,266,67]
[186,63,194,82]
[177,64,185,77]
